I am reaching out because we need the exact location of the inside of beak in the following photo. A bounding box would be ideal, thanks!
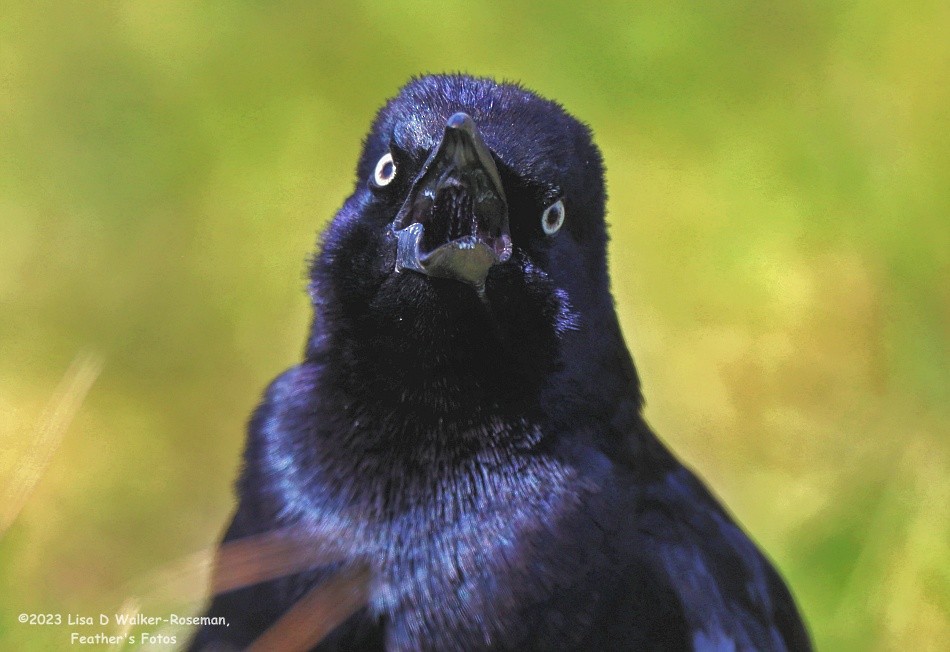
[392,112,511,287]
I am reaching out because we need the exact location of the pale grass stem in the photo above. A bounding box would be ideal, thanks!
[0,352,103,535]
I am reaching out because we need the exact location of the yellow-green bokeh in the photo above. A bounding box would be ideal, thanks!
[1,2,947,650]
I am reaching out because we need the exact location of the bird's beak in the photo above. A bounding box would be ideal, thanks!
[391,112,511,288]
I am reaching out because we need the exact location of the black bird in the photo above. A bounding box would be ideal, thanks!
[190,75,811,651]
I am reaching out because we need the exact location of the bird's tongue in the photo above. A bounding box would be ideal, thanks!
[392,113,511,288]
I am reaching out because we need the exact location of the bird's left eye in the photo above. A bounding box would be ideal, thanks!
[372,152,397,187]
[541,199,565,235]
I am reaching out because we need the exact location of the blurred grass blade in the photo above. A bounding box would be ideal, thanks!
[109,598,140,652]
[209,527,353,597]
[125,527,353,606]
[246,563,371,652]
[0,352,103,535]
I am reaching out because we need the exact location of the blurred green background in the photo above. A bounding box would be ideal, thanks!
[1,1,947,650]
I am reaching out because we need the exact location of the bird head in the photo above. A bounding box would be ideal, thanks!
[309,75,636,412]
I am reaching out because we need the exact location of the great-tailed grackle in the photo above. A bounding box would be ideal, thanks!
[189,74,812,651]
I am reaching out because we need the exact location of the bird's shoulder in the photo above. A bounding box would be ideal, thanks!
[592,431,811,652]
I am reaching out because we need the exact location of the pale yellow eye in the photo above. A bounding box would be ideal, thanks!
[542,199,565,235]
[373,152,396,186]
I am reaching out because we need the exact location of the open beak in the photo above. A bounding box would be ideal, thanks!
[391,112,511,288]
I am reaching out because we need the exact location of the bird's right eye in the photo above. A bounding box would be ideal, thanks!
[372,152,397,187]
